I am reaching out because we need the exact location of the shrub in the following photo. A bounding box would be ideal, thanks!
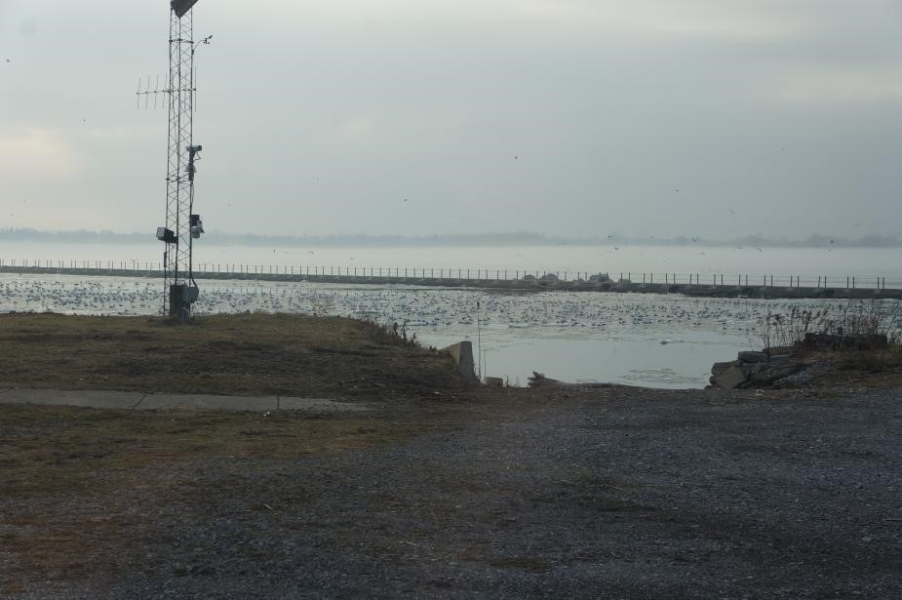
[758,300,902,351]
[359,319,420,348]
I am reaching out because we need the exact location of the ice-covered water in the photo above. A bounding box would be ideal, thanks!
[2,273,897,388]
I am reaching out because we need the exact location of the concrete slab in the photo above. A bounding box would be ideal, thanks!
[135,393,278,411]
[277,397,371,413]
[0,389,143,410]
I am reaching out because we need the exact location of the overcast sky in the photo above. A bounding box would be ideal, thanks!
[1,0,900,240]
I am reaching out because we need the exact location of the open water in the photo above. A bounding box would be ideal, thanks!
[3,241,901,387]
[3,262,900,388]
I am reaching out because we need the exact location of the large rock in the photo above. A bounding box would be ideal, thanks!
[748,363,805,385]
[711,361,738,377]
[738,351,767,363]
[709,351,804,389]
[709,365,748,389]
[764,354,794,368]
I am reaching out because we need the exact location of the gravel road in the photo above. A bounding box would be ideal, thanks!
[10,385,902,599]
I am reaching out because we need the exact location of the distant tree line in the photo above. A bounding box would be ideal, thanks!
[1,228,901,248]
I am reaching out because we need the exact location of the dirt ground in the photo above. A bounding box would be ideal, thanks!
[1,314,900,599]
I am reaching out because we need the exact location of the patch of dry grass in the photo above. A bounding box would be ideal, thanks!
[794,346,902,388]
[0,312,476,594]
[0,403,454,593]
[0,313,468,398]
[0,313,476,597]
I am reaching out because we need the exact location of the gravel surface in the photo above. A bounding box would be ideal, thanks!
[7,386,902,599]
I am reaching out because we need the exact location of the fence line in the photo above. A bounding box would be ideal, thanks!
[0,258,899,290]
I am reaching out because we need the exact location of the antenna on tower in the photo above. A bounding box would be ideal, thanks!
[144,0,211,321]
[136,75,167,110]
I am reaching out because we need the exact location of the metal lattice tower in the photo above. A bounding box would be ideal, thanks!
[156,0,206,319]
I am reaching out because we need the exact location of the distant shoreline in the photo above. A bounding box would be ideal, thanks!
[3,228,902,249]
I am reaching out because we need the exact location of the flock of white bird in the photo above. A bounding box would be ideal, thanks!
[0,273,881,341]
[7,273,900,386]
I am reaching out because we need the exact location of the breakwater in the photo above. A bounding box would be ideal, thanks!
[2,263,900,300]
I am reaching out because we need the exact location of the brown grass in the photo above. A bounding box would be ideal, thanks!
[793,346,902,387]
[0,313,476,593]
[0,403,457,593]
[0,312,468,398]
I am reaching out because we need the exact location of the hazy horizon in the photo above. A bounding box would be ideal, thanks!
[2,1,901,240]
[3,226,902,249]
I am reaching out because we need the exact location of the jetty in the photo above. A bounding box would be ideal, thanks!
[2,263,900,300]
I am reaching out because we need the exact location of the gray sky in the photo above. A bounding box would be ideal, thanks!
[2,0,900,240]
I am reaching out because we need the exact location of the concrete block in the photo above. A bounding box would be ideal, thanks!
[440,341,478,382]
[484,377,504,388]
